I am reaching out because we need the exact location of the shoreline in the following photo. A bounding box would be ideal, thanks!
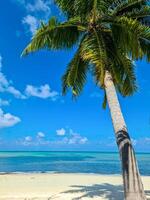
[0,173,149,200]
[0,172,124,175]
[0,171,149,176]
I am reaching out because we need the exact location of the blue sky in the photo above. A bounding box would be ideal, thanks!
[0,0,150,152]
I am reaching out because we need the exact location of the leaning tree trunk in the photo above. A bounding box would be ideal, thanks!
[104,70,146,200]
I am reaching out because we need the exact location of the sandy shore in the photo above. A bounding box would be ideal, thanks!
[0,173,149,200]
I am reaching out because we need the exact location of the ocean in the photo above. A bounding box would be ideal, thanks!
[0,151,149,175]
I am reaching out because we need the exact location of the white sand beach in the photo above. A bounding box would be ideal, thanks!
[0,173,149,200]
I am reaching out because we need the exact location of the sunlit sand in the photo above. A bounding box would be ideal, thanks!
[0,173,149,200]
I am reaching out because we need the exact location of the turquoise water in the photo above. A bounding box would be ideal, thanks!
[0,151,149,175]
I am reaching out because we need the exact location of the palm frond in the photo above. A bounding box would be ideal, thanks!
[124,5,150,19]
[62,36,89,97]
[139,38,150,61]
[55,0,75,18]
[109,0,147,16]
[22,0,150,100]
[22,17,85,56]
[80,30,107,87]
[56,0,112,19]
[112,55,138,96]
[111,16,150,59]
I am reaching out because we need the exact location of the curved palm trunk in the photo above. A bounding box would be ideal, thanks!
[104,70,146,200]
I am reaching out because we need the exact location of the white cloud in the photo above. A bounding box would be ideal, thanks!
[7,86,26,99]
[0,108,21,128]
[25,84,59,100]
[25,136,32,142]
[26,0,51,13]
[18,0,52,35]
[16,128,88,147]
[56,128,88,145]
[0,99,10,106]
[18,134,50,146]
[0,56,59,101]
[56,128,66,136]
[0,68,59,101]
[22,15,39,35]
[0,56,25,99]
[37,131,45,138]
[79,137,88,144]
[15,0,51,12]
[68,129,88,144]
[19,136,33,146]
[0,72,26,99]
[0,72,9,89]
[24,132,45,145]
[54,134,88,145]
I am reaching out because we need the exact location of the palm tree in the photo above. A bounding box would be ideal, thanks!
[22,0,150,199]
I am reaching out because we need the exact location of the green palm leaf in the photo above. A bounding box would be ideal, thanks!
[23,0,150,101]
[111,16,150,59]
[110,0,147,16]
[62,42,89,97]
[22,17,86,56]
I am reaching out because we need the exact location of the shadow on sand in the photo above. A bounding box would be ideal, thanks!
[60,184,150,200]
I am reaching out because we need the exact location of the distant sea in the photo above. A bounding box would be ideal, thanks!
[0,151,149,175]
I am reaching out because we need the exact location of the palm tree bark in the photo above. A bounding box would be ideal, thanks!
[104,70,146,200]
